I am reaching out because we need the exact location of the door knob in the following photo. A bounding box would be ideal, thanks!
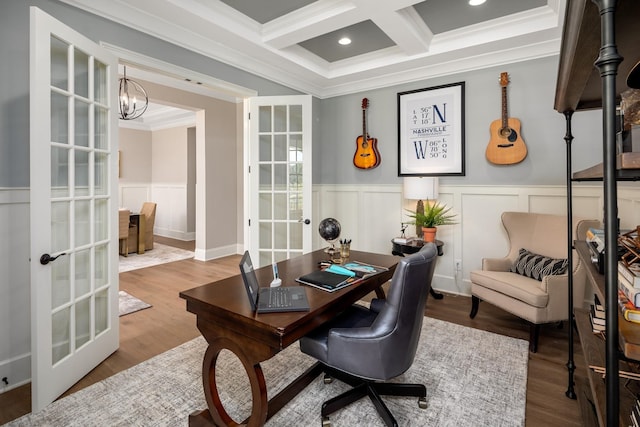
[299,218,311,225]
[40,253,66,265]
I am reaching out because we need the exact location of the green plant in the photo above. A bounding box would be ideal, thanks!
[406,201,457,228]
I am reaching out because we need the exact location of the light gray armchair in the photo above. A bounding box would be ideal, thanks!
[469,211,599,352]
[299,243,438,427]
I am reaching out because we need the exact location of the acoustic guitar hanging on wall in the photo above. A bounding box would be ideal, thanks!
[353,98,381,169]
[485,72,527,165]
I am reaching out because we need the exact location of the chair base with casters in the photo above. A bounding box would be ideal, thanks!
[300,244,437,427]
[318,365,427,427]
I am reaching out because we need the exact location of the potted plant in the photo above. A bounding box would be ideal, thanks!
[406,201,457,242]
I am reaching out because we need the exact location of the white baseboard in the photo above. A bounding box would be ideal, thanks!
[194,244,238,261]
[0,352,30,394]
[155,228,195,242]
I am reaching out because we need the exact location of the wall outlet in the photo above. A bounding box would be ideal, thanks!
[455,259,462,271]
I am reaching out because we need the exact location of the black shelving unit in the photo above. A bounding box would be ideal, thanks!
[555,1,640,425]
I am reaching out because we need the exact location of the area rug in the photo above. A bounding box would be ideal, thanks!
[7,317,528,427]
[119,243,194,273]
[118,291,151,316]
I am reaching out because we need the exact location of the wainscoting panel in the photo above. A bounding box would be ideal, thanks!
[314,186,402,256]
[459,192,521,294]
[360,188,402,255]
[119,184,151,213]
[328,189,359,250]
[119,183,193,241]
[313,184,620,297]
[0,188,31,393]
[619,187,640,229]
[151,184,189,240]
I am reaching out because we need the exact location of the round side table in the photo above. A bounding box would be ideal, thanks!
[391,239,444,299]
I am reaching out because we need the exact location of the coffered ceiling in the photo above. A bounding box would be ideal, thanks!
[62,0,566,98]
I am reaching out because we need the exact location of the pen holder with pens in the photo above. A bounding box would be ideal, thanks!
[340,240,351,259]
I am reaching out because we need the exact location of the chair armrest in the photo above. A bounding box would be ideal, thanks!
[539,272,569,294]
[539,254,588,320]
[483,257,512,272]
[539,253,583,294]
[539,272,571,321]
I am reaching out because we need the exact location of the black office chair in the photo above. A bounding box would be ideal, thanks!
[300,244,438,427]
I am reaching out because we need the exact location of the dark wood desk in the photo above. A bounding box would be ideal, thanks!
[179,249,398,427]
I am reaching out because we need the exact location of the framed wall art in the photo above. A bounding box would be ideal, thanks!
[397,82,465,176]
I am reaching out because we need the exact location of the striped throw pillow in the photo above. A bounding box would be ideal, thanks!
[510,248,568,281]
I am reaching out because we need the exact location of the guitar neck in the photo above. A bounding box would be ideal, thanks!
[501,86,508,129]
[362,108,367,137]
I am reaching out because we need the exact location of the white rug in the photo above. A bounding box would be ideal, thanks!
[119,243,194,273]
[7,317,529,427]
[118,291,151,316]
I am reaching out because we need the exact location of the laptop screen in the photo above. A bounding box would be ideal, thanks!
[239,251,259,310]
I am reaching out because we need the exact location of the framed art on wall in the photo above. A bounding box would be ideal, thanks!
[397,82,465,176]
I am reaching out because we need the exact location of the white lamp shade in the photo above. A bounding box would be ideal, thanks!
[403,177,439,201]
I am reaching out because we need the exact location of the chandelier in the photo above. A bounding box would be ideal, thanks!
[118,66,148,120]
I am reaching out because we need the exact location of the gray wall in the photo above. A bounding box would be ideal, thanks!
[0,0,300,188]
[1,0,605,189]
[314,56,604,186]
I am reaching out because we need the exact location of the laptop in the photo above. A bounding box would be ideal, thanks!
[239,251,310,313]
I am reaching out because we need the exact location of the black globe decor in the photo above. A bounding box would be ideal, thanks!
[318,218,341,254]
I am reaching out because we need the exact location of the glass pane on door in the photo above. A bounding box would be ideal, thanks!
[51,93,69,145]
[75,297,91,349]
[50,36,68,90]
[51,201,70,253]
[73,49,89,99]
[95,288,108,336]
[51,255,70,310]
[52,308,70,365]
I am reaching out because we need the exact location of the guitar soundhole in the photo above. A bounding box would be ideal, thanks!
[500,127,518,143]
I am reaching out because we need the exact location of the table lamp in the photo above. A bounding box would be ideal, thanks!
[403,177,439,238]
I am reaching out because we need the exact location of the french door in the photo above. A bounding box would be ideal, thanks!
[29,7,119,412]
[248,95,313,267]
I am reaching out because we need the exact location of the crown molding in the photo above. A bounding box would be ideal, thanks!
[61,0,565,98]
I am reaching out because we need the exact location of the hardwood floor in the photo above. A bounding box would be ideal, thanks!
[0,240,586,426]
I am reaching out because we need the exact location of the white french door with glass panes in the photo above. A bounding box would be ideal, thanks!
[248,95,312,267]
[29,7,119,412]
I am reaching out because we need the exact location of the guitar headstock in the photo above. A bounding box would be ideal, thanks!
[499,72,510,87]
[362,98,369,110]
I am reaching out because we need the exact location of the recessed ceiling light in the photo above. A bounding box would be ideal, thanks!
[338,37,351,46]
[469,0,486,5]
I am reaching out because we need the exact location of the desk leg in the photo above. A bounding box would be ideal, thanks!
[189,336,268,427]
[189,327,323,427]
